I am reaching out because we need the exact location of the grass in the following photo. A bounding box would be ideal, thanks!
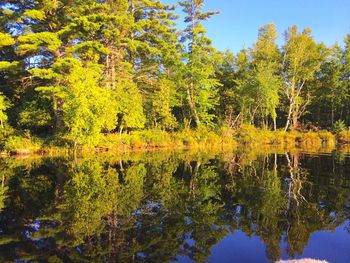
[2,135,43,155]
[0,125,348,155]
[236,125,337,149]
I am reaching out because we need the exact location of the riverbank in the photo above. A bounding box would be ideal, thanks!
[1,126,350,156]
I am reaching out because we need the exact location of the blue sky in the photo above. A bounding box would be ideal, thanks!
[165,0,350,53]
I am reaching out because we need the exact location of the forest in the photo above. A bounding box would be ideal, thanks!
[0,0,350,151]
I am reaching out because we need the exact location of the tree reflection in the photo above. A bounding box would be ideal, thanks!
[0,151,349,262]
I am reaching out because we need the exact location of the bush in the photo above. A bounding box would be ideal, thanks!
[333,120,346,133]
[318,131,336,144]
[3,135,42,154]
[299,132,322,147]
[338,130,350,144]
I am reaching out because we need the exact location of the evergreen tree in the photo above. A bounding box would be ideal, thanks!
[215,50,241,128]
[179,0,220,127]
[0,93,7,128]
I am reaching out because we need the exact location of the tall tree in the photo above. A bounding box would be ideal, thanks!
[251,23,282,130]
[342,34,350,125]
[310,44,347,126]
[215,50,239,127]
[282,26,323,131]
[0,93,7,128]
[128,0,180,130]
[179,0,220,127]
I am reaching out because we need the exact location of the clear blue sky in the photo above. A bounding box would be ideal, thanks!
[165,0,350,53]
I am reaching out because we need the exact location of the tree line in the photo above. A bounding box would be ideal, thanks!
[0,0,349,145]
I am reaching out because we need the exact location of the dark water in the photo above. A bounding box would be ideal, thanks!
[0,149,349,262]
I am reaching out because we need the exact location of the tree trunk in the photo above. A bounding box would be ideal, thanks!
[54,96,63,129]
[292,110,298,130]
[284,103,293,132]
[187,83,201,127]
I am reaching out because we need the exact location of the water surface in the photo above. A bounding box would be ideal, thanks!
[0,149,349,262]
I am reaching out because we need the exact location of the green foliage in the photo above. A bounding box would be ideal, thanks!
[0,0,349,149]
[283,26,323,130]
[179,0,220,127]
[17,99,53,130]
[0,32,15,47]
[17,32,62,56]
[333,120,346,133]
[3,135,42,154]
[0,93,8,127]
[115,81,145,131]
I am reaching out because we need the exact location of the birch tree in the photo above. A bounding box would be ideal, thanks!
[282,26,323,131]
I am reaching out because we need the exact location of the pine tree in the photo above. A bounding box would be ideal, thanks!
[127,0,180,130]
[0,93,7,128]
[214,50,238,127]
[179,0,220,127]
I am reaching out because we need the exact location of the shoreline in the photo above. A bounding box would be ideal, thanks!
[1,128,350,157]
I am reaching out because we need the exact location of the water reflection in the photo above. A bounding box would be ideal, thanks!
[0,149,349,262]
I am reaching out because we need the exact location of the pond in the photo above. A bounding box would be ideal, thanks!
[0,149,349,262]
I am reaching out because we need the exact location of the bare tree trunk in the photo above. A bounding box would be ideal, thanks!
[111,53,116,90]
[106,54,110,89]
[187,83,201,126]
[284,102,293,132]
[292,109,298,130]
[54,96,64,129]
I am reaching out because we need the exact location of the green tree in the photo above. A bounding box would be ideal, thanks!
[214,50,241,128]
[251,24,282,130]
[282,26,323,131]
[0,93,7,128]
[179,0,220,127]
[310,44,347,126]
[234,49,254,124]
[342,34,350,125]
[33,57,117,146]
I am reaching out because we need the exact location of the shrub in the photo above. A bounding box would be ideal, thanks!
[333,120,346,133]
[338,130,350,144]
[3,135,42,154]
[299,132,322,147]
[318,131,335,145]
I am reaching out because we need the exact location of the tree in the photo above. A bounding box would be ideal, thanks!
[179,0,220,127]
[310,44,347,126]
[234,49,255,125]
[0,27,17,129]
[342,34,350,125]
[33,57,118,146]
[215,50,241,128]
[0,93,7,128]
[251,24,282,130]
[282,26,323,131]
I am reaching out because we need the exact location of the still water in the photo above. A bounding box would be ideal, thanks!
[0,149,349,262]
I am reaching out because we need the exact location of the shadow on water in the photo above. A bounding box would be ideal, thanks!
[0,147,349,262]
